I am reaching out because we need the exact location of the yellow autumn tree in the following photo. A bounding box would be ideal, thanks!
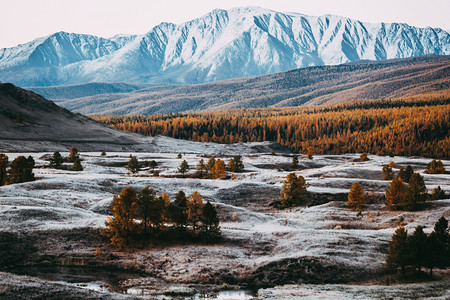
[346,182,365,210]
[104,187,137,248]
[213,159,226,179]
[187,191,204,234]
[385,178,409,210]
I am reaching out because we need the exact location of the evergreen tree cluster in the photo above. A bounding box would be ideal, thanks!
[104,186,221,248]
[0,154,35,185]
[386,217,449,276]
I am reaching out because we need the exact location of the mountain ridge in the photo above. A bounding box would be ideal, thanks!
[29,55,450,115]
[1,7,449,86]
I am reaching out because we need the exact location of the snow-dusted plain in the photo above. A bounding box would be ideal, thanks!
[0,144,449,298]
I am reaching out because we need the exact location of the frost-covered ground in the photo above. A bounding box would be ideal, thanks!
[0,148,448,298]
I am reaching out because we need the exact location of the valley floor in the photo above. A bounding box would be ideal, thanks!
[0,140,448,298]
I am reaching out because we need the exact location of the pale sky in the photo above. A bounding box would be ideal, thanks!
[1,0,449,49]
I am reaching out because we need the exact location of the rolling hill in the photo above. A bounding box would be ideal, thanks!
[30,55,450,115]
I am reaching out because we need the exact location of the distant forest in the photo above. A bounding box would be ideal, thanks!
[93,92,450,158]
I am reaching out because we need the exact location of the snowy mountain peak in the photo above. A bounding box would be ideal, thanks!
[1,7,449,86]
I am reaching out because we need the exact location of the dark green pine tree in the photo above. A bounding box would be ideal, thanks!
[426,217,449,276]
[49,151,64,169]
[127,155,140,174]
[233,155,244,172]
[135,186,157,235]
[168,190,188,229]
[404,165,414,183]
[408,225,427,272]
[201,201,221,241]
[178,160,189,175]
[73,157,83,171]
[386,226,409,276]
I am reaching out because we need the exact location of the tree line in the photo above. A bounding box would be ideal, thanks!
[126,155,244,179]
[93,96,450,158]
[386,217,449,276]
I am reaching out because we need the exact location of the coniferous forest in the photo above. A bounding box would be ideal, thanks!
[93,93,450,158]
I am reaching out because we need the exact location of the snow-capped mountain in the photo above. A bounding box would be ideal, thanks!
[1,7,449,86]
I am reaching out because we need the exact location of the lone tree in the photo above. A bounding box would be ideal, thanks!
[212,159,226,179]
[127,155,140,174]
[425,159,446,174]
[386,226,409,276]
[407,173,427,210]
[187,191,204,235]
[49,151,63,169]
[233,155,244,172]
[0,154,8,186]
[385,178,409,210]
[178,159,189,175]
[201,201,221,241]
[104,187,137,248]
[346,182,365,211]
[291,155,299,169]
[148,160,158,171]
[68,147,79,162]
[431,186,446,200]
[307,147,314,159]
[10,156,35,184]
[280,172,308,208]
[168,190,188,229]
[359,152,369,162]
[382,165,394,180]
[73,157,83,171]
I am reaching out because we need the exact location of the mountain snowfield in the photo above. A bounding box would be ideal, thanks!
[1,7,449,86]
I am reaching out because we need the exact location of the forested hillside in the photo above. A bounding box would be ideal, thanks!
[94,92,450,158]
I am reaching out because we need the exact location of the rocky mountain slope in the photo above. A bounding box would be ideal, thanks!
[0,83,281,153]
[0,83,144,151]
[31,55,450,115]
[1,7,449,86]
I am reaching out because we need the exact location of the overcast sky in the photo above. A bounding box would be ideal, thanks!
[1,0,449,49]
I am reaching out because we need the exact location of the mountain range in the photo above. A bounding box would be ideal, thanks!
[1,7,449,87]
